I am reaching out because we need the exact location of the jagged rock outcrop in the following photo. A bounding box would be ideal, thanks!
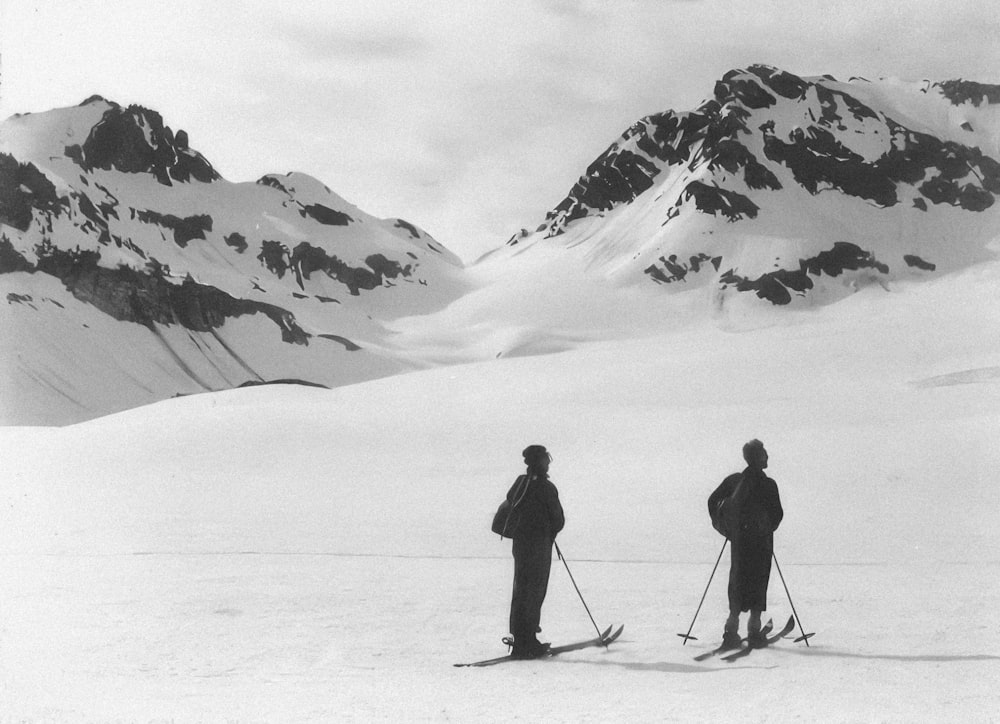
[65,100,220,185]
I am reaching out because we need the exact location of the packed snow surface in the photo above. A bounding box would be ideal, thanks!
[2,257,1000,721]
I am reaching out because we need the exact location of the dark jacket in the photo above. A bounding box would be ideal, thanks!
[708,467,783,612]
[708,468,783,540]
[507,473,564,542]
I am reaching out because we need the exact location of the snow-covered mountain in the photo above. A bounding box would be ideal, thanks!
[487,65,1000,307]
[0,97,467,424]
[3,66,1000,425]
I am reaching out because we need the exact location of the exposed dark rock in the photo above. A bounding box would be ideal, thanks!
[65,144,85,165]
[257,176,290,193]
[746,65,811,100]
[224,232,248,253]
[254,239,413,296]
[0,154,67,231]
[547,147,660,229]
[919,177,995,211]
[762,124,898,206]
[76,104,220,185]
[720,242,889,304]
[635,110,714,165]
[135,209,214,246]
[802,241,889,276]
[299,203,353,226]
[541,108,721,236]
[76,193,112,244]
[394,219,421,238]
[6,292,34,306]
[936,80,1000,107]
[0,236,34,273]
[644,253,719,284]
[714,69,778,109]
[706,139,782,190]
[913,197,928,211]
[681,181,759,221]
[257,240,290,278]
[29,239,308,344]
[286,242,412,295]
[904,255,936,271]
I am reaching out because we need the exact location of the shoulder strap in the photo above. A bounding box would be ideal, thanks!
[510,473,533,509]
[501,474,533,536]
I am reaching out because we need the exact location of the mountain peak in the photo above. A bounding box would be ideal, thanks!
[498,64,1000,307]
[63,100,220,185]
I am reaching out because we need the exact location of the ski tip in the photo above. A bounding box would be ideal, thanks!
[600,624,625,647]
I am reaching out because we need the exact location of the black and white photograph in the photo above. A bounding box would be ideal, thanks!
[1,1,998,720]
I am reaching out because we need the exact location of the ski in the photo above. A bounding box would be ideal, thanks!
[720,615,796,662]
[455,624,623,667]
[692,618,773,662]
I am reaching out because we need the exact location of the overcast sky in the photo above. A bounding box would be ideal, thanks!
[2,1,998,261]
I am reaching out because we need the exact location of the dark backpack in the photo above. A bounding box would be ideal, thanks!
[491,474,531,538]
[716,474,772,537]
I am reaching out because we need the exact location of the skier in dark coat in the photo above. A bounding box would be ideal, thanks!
[708,439,783,648]
[506,444,565,659]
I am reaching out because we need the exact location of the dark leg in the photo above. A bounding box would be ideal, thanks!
[510,538,552,653]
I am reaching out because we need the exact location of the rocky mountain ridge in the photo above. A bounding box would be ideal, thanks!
[496,65,1000,306]
[0,97,466,423]
[3,66,1000,424]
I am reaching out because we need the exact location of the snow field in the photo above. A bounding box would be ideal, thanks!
[2,263,1000,720]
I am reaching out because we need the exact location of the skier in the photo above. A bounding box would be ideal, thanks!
[505,444,565,659]
[708,439,783,649]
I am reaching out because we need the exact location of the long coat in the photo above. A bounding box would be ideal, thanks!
[708,467,783,612]
[507,473,564,647]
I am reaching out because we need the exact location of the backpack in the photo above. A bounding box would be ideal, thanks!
[491,474,531,538]
[717,473,772,537]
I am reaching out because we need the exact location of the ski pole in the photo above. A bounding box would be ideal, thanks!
[553,540,605,642]
[677,537,728,644]
[772,552,815,645]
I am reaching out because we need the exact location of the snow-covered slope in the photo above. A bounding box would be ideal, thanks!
[3,66,1000,426]
[0,97,467,424]
[1,259,998,720]
[486,66,1000,308]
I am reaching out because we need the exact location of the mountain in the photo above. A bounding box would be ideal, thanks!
[486,65,1000,308]
[0,97,467,424]
[3,66,1000,425]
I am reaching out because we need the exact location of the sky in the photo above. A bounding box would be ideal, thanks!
[2,0,998,262]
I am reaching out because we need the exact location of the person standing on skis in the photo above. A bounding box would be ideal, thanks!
[505,444,565,659]
[708,439,783,649]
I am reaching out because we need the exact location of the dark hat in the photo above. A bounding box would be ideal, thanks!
[522,444,549,465]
